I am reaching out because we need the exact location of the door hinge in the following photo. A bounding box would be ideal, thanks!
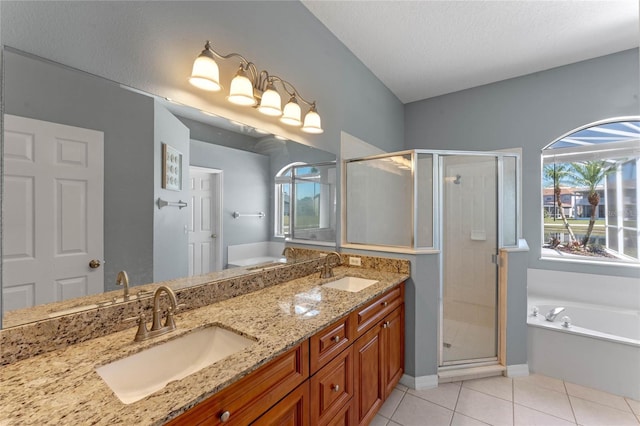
[491,254,501,266]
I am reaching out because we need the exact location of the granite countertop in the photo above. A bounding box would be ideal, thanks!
[0,266,408,425]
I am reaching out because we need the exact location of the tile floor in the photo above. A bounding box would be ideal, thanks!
[373,374,640,426]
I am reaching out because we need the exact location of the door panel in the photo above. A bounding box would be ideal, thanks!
[188,168,220,275]
[3,115,104,311]
[441,155,498,365]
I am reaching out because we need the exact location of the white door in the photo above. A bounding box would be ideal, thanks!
[188,167,221,275]
[3,115,104,311]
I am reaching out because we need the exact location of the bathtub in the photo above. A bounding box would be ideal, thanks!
[527,299,640,400]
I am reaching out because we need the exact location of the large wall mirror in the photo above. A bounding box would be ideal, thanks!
[1,48,336,328]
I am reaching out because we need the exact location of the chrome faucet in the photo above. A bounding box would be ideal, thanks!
[129,286,180,342]
[116,270,130,301]
[282,246,297,262]
[545,307,566,322]
[319,251,341,279]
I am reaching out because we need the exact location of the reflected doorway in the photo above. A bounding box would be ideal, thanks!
[188,166,222,276]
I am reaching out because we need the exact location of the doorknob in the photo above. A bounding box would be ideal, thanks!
[211,234,217,239]
[89,259,102,269]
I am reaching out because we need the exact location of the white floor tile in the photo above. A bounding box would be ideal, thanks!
[370,414,390,426]
[513,374,566,394]
[379,388,405,419]
[450,412,491,426]
[570,396,640,426]
[514,380,575,422]
[514,403,577,426]
[565,382,631,412]
[463,376,513,401]
[455,387,513,426]
[626,398,640,416]
[395,383,409,393]
[408,382,461,410]
[391,393,454,426]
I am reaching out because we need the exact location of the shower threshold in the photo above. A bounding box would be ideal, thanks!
[438,363,505,383]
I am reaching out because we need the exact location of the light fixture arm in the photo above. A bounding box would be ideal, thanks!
[268,75,316,108]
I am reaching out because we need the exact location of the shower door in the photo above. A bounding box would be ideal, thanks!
[440,155,499,366]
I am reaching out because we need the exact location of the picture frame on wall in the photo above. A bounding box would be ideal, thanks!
[162,143,182,191]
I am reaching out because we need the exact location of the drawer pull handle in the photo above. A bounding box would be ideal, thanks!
[220,411,231,422]
[382,301,388,307]
[331,335,340,343]
[382,321,391,328]
[331,384,340,392]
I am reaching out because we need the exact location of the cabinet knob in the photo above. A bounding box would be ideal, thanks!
[220,411,230,422]
[382,301,388,307]
[382,321,390,328]
[331,384,340,392]
[331,335,340,343]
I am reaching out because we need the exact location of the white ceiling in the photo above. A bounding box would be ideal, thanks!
[301,1,640,104]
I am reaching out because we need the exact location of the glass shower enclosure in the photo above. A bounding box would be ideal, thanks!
[345,150,520,367]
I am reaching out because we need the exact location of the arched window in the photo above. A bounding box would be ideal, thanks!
[274,162,306,238]
[542,117,639,264]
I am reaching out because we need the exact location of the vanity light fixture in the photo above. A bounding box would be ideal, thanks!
[189,40,323,134]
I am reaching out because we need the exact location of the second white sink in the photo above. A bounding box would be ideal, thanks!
[322,276,379,292]
[96,325,255,404]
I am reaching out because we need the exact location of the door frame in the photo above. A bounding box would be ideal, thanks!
[189,166,223,273]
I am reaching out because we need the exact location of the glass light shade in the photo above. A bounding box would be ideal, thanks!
[257,86,283,117]
[189,52,221,91]
[302,108,323,134]
[280,97,302,126]
[227,70,256,106]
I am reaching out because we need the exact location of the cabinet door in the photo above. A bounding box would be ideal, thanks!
[252,382,310,426]
[353,323,384,425]
[310,346,353,425]
[383,305,404,398]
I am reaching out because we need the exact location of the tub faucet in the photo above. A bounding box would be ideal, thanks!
[545,307,565,322]
[116,270,130,301]
[282,246,296,262]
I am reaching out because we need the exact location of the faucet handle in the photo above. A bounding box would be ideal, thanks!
[124,313,149,341]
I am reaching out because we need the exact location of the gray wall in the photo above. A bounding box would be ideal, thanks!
[405,49,639,279]
[189,140,271,267]
[153,103,191,281]
[3,49,156,291]
[0,1,405,155]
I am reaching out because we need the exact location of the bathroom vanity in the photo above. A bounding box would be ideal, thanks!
[0,257,409,425]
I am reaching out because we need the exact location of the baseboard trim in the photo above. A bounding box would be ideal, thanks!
[400,373,438,390]
[506,364,529,378]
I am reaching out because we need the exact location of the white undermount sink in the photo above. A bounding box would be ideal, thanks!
[322,276,379,292]
[96,326,256,404]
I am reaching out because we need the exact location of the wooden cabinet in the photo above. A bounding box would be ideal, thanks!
[310,315,354,372]
[310,346,354,425]
[353,303,405,424]
[166,342,309,425]
[167,282,404,426]
[353,320,384,425]
[252,382,310,426]
[382,304,404,399]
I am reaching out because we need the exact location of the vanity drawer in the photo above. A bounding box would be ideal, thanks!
[310,315,354,373]
[353,283,404,336]
[310,346,353,426]
[166,341,309,426]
